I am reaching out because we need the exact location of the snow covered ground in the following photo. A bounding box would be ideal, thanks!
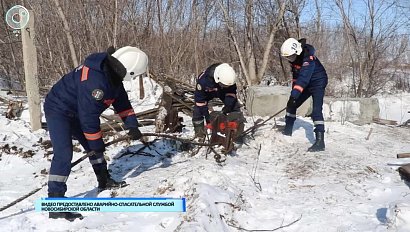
[1,79,410,231]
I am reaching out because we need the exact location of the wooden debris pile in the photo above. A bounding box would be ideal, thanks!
[0,95,24,119]
[100,73,223,135]
[0,143,35,158]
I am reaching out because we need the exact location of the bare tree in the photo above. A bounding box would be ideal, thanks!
[283,0,305,39]
[335,0,407,97]
[0,0,407,99]
[218,0,287,86]
[53,0,78,68]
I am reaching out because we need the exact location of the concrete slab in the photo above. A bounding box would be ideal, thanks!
[323,97,380,125]
[246,86,311,117]
[246,86,380,125]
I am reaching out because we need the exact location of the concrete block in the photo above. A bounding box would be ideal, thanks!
[323,97,380,125]
[246,86,311,117]
[245,86,380,125]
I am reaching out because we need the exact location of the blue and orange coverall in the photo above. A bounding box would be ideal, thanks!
[193,63,239,124]
[44,52,138,194]
[285,43,328,132]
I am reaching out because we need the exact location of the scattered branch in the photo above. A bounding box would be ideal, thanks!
[250,144,262,191]
[365,128,373,140]
[214,201,240,210]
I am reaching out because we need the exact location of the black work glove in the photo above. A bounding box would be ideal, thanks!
[222,106,229,115]
[128,127,142,140]
[286,96,297,109]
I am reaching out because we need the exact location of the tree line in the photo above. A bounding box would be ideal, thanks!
[0,0,409,100]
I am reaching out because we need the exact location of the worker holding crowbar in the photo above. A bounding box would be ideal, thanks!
[43,46,149,221]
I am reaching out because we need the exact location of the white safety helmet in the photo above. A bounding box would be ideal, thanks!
[280,38,302,57]
[112,46,148,81]
[214,63,236,86]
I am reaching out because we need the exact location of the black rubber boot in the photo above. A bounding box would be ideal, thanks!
[192,120,206,139]
[282,124,293,136]
[94,168,127,192]
[48,193,83,221]
[308,131,325,152]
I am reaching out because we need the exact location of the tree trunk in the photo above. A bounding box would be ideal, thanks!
[53,0,78,67]
[257,0,287,82]
[113,0,118,48]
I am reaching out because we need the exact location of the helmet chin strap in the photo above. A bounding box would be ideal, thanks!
[283,54,297,62]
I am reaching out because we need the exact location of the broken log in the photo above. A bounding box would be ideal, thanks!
[139,75,145,99]
[398,164,410,182]
[397,153,410,159]
[6,101,23,119]
[155,85,173,133]
[373,117,398,125]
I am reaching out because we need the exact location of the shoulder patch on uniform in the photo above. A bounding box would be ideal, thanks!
[302,62,310,66]
[92,89,104,100]
[196,84,202,91]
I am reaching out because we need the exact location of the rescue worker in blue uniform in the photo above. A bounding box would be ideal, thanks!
[192,63,241,139]
[280,38,328,152]
[44,46,148,221]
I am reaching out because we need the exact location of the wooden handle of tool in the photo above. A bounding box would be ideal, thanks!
[397,153,410,159]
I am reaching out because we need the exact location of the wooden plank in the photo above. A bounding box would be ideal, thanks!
[397,153,410,159]
[373,117,397,125]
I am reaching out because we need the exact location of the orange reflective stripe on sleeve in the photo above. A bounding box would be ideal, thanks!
[84,131,102,140]
[117,109,135,118]
[103,99,115,106]
[225,93,237,98]
[293,85,304,92]
[81,66,90,82]
[195,102,207,106]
